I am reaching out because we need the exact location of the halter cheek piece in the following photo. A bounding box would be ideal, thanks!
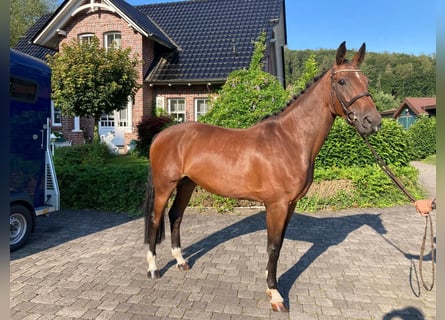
[330,69,372,125]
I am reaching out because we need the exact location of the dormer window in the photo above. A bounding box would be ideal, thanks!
[104,32,121,50]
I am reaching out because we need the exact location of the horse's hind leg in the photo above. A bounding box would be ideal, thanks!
[169,177,196,271]
[146,181,176,279]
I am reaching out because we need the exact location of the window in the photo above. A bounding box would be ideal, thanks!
[78,33,95,44]
[51,101,62,126]
[155,96,165,116]
[118,108,128,127]
[168,98,186,123]
[10,77,37,102]
[104,32,121,50]
[195,98,209,120]
[100,113,115,127]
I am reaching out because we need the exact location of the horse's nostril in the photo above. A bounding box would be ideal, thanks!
[364,116,372,126]
[361,115,381,133]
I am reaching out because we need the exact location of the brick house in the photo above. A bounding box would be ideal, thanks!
[15,0,287,151]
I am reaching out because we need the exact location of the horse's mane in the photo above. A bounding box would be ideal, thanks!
[260,68,329,122]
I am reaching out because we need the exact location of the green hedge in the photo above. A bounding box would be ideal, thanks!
[407,116,436,160]
[53,143,113,167]
[54,144,148,214]
[296,164,423,211]
[316,118,411,168]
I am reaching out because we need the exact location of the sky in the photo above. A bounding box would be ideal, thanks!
[124,0,436,56]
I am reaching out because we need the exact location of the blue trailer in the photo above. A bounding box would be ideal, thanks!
[10,48,60,251]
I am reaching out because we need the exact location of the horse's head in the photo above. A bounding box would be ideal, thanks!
[330,41,382,136]
[363,213,387,235]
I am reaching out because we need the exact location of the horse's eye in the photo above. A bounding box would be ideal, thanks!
[338,79,346,86]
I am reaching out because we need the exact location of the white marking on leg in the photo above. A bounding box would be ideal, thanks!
[171,247,186,265]
[146,250,158,272]
[266,288,284,304]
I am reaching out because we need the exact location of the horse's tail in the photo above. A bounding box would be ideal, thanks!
[144,167,165,244]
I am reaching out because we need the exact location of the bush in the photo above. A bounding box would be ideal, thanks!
[316,118,411,168]
[407,116,436,160]
[296,164,423,211]
[54,142,113,167]
[135,115,173,158]
[54,144,148,214]
[200,32,289,128]
[57,164,148,214]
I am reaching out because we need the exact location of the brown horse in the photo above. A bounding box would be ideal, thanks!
[144,41,381,312]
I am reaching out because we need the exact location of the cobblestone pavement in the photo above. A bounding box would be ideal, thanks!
[10,202,436,320]
[11,161,436,320]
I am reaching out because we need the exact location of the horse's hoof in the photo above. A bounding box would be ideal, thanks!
[147,270,160,279]
[271,302,288,312]
[177,262,190,271]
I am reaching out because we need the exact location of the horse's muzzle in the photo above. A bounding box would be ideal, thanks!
[356,112,382,136]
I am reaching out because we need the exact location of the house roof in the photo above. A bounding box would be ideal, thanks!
[393,97,436,118]
[30,0,176,50]
[14,0,285,83]
[139,0,285,83]
[14,13,56,61]
[103,0,176,48]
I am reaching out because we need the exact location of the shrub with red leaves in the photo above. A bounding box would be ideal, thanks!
[135,115,173,158]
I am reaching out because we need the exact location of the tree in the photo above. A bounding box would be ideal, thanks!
[371,91,400,111]
[47,37,141,138]
[288,52,319,96]
[10,0,57,47]
[284,48,436,100]
[200,32,289,128]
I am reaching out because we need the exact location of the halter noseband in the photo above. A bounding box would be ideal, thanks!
[330,69,372,124]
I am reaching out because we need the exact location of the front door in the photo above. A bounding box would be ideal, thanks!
[98,100,132,146]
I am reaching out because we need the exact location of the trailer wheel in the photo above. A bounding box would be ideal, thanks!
[10,204,33,252]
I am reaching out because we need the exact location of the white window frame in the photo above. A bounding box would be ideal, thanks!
[51,101,62,127]
[195,98,209,121]
[99,98,132,129]
[155,96,165,116]
[100,113,115,127]
[78,33,95,44]
[118,107,129,127]
[104,31,122,50]
[168,98,186,123]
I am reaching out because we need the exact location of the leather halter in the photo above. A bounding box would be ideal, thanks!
[330,69,372,124]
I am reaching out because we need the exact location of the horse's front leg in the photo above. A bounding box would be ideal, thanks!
[265,201,295,312]
[169,178,196,271]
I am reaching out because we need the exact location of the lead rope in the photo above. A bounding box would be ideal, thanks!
[360,134,435,291]
[419,213,435,291]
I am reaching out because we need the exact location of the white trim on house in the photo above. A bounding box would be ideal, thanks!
[194,98,209,121]
[73,116,81,132]
[51,101,62,127]
[98,97,132,146]
[33,0,150,50]
[168,98,186,123]
[71,1,116,17]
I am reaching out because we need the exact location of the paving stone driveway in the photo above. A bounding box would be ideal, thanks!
[10,201,436,319]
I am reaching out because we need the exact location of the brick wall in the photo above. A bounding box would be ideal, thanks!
[154,84,222,122]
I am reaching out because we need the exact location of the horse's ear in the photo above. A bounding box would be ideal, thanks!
[336,41,347,65]
[352,42,366,66]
